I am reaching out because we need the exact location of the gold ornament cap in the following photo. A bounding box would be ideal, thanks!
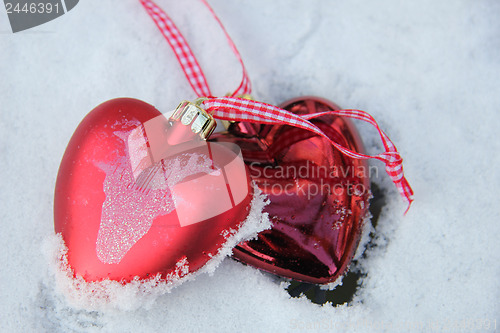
[170,98,216,139]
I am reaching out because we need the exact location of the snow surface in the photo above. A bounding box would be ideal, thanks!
[1,0,499,332]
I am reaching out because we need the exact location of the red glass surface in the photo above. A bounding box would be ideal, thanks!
[210,97,370,284]
[54,98,253,282]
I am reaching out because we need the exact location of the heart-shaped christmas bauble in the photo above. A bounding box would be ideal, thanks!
[54,98,253,282]
[211,97,370,284]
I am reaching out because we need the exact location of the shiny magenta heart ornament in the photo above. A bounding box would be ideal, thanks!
[211,97,370,284]
[54,98,253,282]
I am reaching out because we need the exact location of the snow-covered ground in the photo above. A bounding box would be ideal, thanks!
[1,0,499,332]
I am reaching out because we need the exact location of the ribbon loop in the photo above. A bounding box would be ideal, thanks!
[139,0,414,211]
[140,0,250,97]
[203,97,414,211]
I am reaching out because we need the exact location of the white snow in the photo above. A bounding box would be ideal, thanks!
[43,184,270,313]
[1,0,499,332]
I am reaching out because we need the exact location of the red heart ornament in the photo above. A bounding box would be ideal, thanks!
[210,97,370,284]
[54,98,253,282]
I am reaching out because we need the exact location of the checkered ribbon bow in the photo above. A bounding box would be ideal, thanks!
[139,0,414,211]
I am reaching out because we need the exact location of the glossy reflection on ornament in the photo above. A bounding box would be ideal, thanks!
[211,97,371,284]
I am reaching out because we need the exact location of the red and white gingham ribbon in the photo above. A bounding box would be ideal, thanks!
[139,0,414,211]
[139,0,250,97]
